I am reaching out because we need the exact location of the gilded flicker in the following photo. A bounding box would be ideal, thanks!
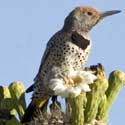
[21,6,121,123]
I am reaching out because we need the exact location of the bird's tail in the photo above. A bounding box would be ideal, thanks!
[21,97,49,124]
[26,84,34,93]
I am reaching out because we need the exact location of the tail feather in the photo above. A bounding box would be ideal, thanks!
[21,98,49,124]
[26,84,34,93]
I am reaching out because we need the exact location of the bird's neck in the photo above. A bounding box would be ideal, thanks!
[62,26,90,40]
[78,31,90,40]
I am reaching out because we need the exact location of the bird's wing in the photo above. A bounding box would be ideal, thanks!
[34,38,55,82]
[26,41,54,93]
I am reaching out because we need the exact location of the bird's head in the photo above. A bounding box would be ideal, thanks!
[63,6,121,33]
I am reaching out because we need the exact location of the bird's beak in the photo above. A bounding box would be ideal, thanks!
[100,10,121,19]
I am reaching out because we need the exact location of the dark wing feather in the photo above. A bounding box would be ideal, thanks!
[26,42,54,93]
[26,84,34,93]
[34,40,54,81]
[26,41,54,93]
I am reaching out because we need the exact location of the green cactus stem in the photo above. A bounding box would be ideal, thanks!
[97,70,125,121]
[84,79,108,124]
[9,81,26,121]
[96,95,107,121]
[106,70,125,105]
[6,117,22,125]
[0,86,16,116]
[68,92,86,125]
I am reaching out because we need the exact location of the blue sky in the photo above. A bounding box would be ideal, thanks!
[0,0,125,124]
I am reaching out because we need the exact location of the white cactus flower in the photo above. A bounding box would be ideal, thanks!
[48,70,97,97]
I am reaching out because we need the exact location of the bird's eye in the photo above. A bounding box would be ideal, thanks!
[87,12,92,16]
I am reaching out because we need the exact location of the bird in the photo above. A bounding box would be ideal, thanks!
[21,6,121,123]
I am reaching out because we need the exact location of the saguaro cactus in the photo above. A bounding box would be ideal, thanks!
[0,64,124,125]
[96,70,125,122]
[67,64,125,125]
[0,81,26,125]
